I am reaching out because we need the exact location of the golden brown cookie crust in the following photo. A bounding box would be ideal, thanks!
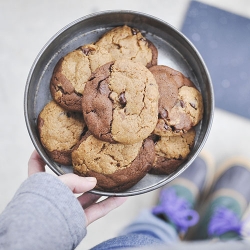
[37,101,86,165]
[82,59,159,144]
[150,129,196,175]
[72,133,155,192]
[149,65,203,137]
[50,44,113,112]
[95,25,158,68]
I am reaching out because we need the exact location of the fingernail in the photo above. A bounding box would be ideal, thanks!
[85,177,97,182]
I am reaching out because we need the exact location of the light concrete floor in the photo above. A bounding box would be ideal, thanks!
[1,0,250,249]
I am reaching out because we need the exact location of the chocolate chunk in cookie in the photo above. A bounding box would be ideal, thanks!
[37,101,86,165]
[149,65,203,137]
[150,128,196,175]
[50,44,113,112]
[95,25,158,68]
[82,59,159,144]
[72,133,155,192]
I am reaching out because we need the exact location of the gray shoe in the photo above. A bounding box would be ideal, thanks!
[191,157,250,240]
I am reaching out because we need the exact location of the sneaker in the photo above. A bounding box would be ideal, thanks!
[192,157,250,240]
[152,150,215,238]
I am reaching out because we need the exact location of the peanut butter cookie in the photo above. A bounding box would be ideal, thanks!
[149,65,203,137]
[150,128,196,175]
[82,59,159,144]
[72,133,155,192]
[37,101,86,165]
[95,25,158,68]
[50,44,113,112]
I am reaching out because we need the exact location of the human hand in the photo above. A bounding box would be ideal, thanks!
[28,150,127,225]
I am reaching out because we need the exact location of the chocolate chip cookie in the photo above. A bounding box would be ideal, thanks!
[50,44,113,112]
[82,59,159,144]
[72,132,155,192]
[149,128,196,175]
[149,65,204,137]
[37,101,86,165]
[95,25,158,68]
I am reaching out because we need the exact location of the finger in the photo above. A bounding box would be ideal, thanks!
[59,174,97,194]
[77,193,101,209]
[85,196,128,225]
[28,150,46,176]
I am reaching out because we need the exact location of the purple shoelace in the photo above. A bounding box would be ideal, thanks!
[152,187,199,234]
[208,207,242,237]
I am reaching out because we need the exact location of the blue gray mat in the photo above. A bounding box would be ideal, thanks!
[181,0,250,119]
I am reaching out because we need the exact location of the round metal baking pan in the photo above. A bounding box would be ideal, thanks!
[24,10,214,197]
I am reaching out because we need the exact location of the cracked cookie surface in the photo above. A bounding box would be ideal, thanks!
[150,128,196,175]
[72,133,155,192]
[50,44,113,112]
[149,65,203,137]
[82,59,159,144]
[95,25,158,68]
[37,101,86,165]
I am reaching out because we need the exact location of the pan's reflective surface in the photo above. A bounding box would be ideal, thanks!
[24,10,214,196]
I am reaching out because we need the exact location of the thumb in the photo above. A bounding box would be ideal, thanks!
[58,174,97,194]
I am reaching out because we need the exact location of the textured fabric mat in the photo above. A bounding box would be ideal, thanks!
[181,0,250,119]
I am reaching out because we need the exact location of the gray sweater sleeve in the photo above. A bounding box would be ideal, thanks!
[0,172,87,250]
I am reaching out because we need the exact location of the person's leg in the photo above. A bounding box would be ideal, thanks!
[91,151,215,249]
[190,156,250,241]
[91,210,177,250]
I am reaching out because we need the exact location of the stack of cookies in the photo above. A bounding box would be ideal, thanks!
[37,25,204,192]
